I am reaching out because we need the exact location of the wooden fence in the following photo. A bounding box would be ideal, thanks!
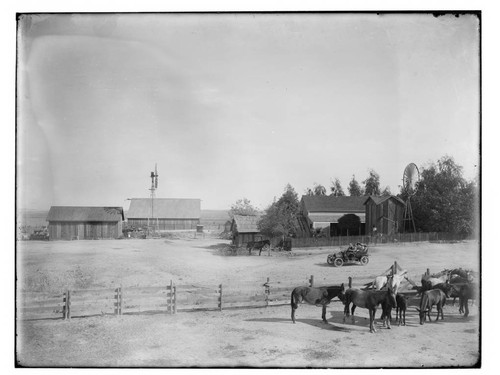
[291,232,469,249]
[18,261,425,321]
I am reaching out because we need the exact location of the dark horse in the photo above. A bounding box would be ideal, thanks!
[247,240,271,256]
[343,288,397,333]
[291,284,345,324]
[416,289,447,324]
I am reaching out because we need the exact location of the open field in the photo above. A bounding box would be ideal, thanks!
[16,235,480,368]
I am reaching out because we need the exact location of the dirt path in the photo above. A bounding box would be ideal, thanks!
[16,237,480,368]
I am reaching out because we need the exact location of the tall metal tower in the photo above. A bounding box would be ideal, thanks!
[149,164,159,236]
[402,163,420,233]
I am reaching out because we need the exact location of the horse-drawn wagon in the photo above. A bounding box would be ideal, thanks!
[327,242,369,267]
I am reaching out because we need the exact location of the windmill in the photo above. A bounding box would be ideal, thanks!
[402,163,420,233]
[148,164,159,236]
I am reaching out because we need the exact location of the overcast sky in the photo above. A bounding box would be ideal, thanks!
[17,12,480,211]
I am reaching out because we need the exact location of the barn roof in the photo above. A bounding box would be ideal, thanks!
[363,195,405,206]
[46,206,124,222]
[301,196,367,213]
[231,215,261,233]
[126,198,201,219]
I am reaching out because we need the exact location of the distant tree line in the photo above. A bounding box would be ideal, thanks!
[228,155,479,238]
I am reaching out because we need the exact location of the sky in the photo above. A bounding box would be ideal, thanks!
[16,12,480,211]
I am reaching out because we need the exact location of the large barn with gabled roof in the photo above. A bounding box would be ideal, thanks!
[126,198,201,230]
[46,206,124,240]
[300,195,367,236]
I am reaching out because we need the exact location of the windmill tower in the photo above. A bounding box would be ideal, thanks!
[148,164,159,236]
[402,163,420,233]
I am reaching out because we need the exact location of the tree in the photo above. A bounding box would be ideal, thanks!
[381,186,392,196]
[348,175,364,196]
[330,178,345,197]
[403,156,478,236]
[228,198,259,219]
[305,183,327,196]
[258,184,300,238]
[363,169,381,196]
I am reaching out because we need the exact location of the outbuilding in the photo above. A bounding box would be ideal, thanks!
[364,195,405,236]
[300,196,367,236]
[230,215,266,247]
[46,206,124,240]
[126,198,201,230]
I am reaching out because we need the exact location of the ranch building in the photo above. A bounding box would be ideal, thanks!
[300,196,367,237]
[231,215,267,247]
[126,198,201,231]
[46,206,124,240]
[364,195,405,236]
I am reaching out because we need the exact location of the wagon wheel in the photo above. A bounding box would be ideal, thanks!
[360,256,369,266]
[327,254,335,265]
[333,257,344,267]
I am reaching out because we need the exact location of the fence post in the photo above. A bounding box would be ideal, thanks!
[265,277,270,307]
[348,277,352,288]
[309,275,314,287]
[169,280,173,314]
[63,290,71,320]
[173,285,177,314]
[219,284,223,311]
[114,287,122,315]
[426,268,430,276]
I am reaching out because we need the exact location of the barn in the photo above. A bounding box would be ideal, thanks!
[230,215,266,247]
[126,198,201,230]
[46,206,124,240]
[300,196,367,236]
[364,195,405,236]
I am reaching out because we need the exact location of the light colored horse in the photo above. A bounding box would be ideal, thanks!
[372,269,408,293]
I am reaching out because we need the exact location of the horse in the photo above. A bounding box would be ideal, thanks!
[421,274,449,292]
[416,289,447,325]
[370,269,407,293]
[458,282,477,317]
[380,293,408,326]
[290,284,345,324]
[342,288,397,333]
[247,240,271,256]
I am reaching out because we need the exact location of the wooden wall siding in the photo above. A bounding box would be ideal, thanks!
[127,218,199,230]
[365,199,404,236]
[48,221,121,240]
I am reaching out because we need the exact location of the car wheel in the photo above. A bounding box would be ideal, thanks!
[334,258,344,267]
[327,254,335,265]
[360,256,369,265]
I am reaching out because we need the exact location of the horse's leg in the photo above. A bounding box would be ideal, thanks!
[291,293,298,323]
[369,308,376,333]
[322,305,328,323]
[343,302,350,323]
[351,305,356,324]
[464,297,469,317]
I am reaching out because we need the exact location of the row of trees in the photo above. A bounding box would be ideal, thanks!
[228,156,479,238]
[304,170,391,197]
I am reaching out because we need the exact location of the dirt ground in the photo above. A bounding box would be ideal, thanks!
[16,234,481,368]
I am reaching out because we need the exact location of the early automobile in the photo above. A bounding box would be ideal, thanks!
[327,242,369,267]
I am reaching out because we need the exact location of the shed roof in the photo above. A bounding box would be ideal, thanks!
[47,206,124,222]
[301,196,367,213]
[364,195,405,206]
[231,215,261,233]
[126,198,201,219]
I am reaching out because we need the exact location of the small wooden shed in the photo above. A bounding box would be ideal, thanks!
[364,195,405,236]
[46,206,124,240]
[230,215,265,247]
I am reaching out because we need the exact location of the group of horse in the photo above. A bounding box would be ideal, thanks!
[290,267,477,333]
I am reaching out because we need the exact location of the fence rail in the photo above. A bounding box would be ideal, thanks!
[17,262,445,321]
